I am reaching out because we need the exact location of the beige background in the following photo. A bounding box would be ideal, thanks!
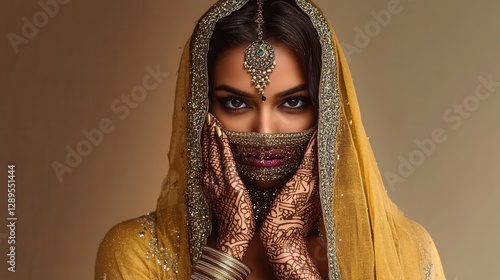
[1,0,499,279]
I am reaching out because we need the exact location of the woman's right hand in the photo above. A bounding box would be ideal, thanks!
[201,113,256,261]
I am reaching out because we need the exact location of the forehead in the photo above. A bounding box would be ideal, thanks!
[212,44,306,95]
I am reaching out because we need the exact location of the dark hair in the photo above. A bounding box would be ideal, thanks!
[208,0,322,108]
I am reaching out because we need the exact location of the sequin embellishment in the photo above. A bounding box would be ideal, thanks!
[138,213,179,273]
[247,186,281,224]
[224,126,316,181]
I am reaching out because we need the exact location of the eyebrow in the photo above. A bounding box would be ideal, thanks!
[213,84,308,98]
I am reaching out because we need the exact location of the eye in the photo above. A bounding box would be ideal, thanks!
[221,98,249,110]
[281,98,308,109]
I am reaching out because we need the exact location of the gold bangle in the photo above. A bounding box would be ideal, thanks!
[204,247,251,276]
[199,255,241,279]
[197,258,235,279]
[191,246,251,280]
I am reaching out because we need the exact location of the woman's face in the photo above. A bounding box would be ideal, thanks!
[210,44,316,133]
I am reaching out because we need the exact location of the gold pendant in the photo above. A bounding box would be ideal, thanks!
[244,39,276,101]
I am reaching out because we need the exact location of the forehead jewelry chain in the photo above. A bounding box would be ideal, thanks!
[243,0,276,102]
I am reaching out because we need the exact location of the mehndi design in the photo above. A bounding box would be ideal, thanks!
[260,131,322,279]
[201,113,256,261]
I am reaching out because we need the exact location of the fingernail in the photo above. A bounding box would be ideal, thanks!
[215,126,222,137]
[206,113,213,125]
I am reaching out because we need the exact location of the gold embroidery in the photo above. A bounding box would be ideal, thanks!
[138,213,180,273]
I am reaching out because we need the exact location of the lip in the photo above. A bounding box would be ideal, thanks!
[246,157,284,168]
[243,149,284,168]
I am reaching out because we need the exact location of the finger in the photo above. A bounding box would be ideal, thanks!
[304,130,317,156]
[297,129,318,171]
[202,112,215,137]
[201,113,221,198]
[205,112,214,128]
[207,124,224,194]
[299,179,320,225]
[202,113,216,160]
[269,130,319,222]
[214,126,245,191]
[283,129,317,194]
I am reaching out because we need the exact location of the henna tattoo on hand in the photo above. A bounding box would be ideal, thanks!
[201,113,256,261]
[260,131,322,279]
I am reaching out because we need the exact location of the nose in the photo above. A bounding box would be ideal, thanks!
[251,109,276,134]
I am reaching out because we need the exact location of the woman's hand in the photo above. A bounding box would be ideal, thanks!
[201,113,256,261]
[260,131,322,279]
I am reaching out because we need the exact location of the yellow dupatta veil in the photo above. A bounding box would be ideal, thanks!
[95,0,445,279]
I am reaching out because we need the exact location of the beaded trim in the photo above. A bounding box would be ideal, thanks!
[294,1,341,279]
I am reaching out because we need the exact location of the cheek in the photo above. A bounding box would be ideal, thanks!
[276,109,317,132]
[208,105,253,131]
[295,117,316,132]
[217,116,247,131]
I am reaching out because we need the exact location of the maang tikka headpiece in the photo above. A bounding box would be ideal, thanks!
[244,0,276,102]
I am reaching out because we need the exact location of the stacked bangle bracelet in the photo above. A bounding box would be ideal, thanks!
[191,247,251,280]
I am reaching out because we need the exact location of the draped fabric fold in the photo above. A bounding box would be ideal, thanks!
[95,1,445,279]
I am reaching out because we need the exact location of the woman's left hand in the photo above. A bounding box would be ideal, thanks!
[260,131,322,280]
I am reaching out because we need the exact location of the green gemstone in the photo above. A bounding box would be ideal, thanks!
[257,49,265,57]
[258,40,263,44]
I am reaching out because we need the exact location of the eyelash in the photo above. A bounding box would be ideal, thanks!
[218,97,310,112]
[280,98,310,111]
[219,97,250,112]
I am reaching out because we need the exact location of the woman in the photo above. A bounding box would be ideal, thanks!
[95,0,445,279]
